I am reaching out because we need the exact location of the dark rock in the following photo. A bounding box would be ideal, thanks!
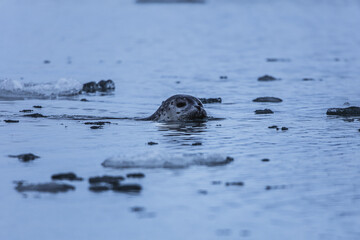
[112,184,142,193]
[80,98,89,102]
[219,76,228,79]
[82,81,98,93]
[147,141,158,145]
[198,189,208,195]
[19,109,33,113]
[303,78,315,81]
[268,125,278,129]
[15,181,75,193]
[84,121,111,125]
[126,173,145,178]
[33,105,42,108]
[23,113,47,118]
[281,127,288,131]
[89,175,125,185]
[358,129,360,132]
[225,182,244,186]
[199,97,222,104]
[98,79,115,92]
[204,156,234,166]
[9,153,40,162]
[192,142,202,146]
[266,58,290,62]
[131,206,145,212]
[89,185,111,192]
[4,120,19,123]
[265,185,286,190]
[90,126,103,129]
[257,75,278,81]
[326,107,360,116]
[51,172,83,181]
[255,109,274,114]
[262,158,270,162]
[253,97,282,103]
[211,181,222,185]
[43,60,51,64]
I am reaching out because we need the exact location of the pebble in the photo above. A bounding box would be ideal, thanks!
[90,126,103,129]
[112,184,142,193]
[15,181,75,193]
[89,175,125,185]
[326,106,360,116]
[51,172,83,181]
[84,121,111,125]
[253,97,282,103]
[4,120,19,123]
[126,173,145,179]
[225,182,244,186]
[257,75,278,81]
[23,113,46,118]
[9,153,40,162]
[255,109,274,114]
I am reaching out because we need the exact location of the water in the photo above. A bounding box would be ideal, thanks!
[1,0,360,239]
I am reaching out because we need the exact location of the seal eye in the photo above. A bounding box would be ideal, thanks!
[176,102,186,108]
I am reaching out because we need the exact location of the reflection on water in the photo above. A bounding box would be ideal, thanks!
[0,0,360,239]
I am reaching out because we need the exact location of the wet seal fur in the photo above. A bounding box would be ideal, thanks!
[142,94,207,122]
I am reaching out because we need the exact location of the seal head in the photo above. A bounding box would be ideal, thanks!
[144,94,207,122]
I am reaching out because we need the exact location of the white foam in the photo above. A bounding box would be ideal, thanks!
[102,152,234,169]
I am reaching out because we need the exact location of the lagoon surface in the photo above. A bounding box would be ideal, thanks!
[1,0,360,239]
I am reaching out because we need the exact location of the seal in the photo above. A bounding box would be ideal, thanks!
[142,94,207,122]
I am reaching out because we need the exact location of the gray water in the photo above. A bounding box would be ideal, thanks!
[1,0,360,239]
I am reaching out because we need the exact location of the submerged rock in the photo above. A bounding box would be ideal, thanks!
[112,184,142,193]
[147,141,158,145]
[80,98,89,102]
[268,125,278,129]
[84,121,111,125]
[9,153,40,162]
[326,107,360,116]
[90,126,103,129]
[253,97,282,103]
[261,158,270,162]
[19,109,33,113]
[89,185,111,192]
[33,105,42,108]
[281,127,288,131]
[89,175,125,185]
[23,113,47,118]
[199,97,222,104]
[4,120,19,123]
[257,75,278,81]
[255,109,274,114]
[225,182,244,186]
[126,173,145,179]
[15,181,75,193]
[52,172,83,181]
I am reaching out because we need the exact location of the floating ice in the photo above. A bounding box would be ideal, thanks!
[102,152,234,169]
[0,78,82,99]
